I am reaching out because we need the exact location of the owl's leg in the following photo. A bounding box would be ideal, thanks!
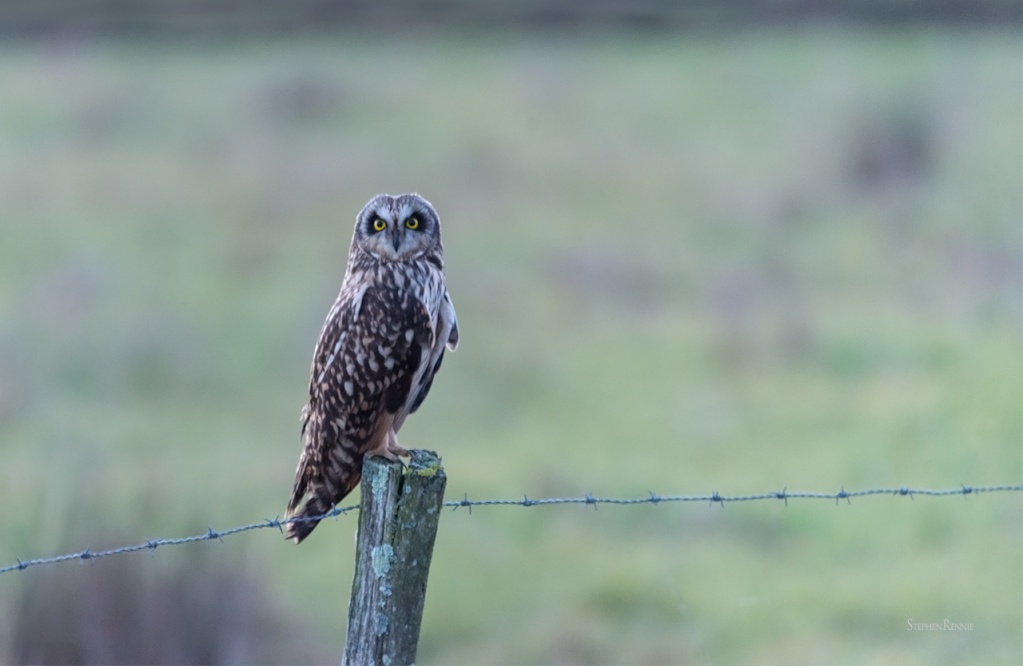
[365,428,410,461]
[385,429,410,458]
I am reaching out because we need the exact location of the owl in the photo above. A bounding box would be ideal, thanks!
[285,193,459,543]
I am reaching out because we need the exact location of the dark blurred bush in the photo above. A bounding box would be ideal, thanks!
[11,547,330,665]
[1,0,1019,37]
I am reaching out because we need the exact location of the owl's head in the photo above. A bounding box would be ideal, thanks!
[352,193,442,262]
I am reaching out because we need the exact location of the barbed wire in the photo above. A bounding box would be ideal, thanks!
[2,483,1020,576]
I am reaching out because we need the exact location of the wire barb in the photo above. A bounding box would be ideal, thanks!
[451,493,473,513]
[264,517,283,533]
[1,483,1020,575]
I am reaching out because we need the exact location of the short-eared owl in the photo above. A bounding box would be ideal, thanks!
[285,193,459,543]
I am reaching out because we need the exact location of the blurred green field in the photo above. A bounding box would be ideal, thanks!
[0,29,1020,664]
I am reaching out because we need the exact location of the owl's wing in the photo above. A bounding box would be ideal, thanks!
[443,290,459,351]
[286,292,454,544]
[286,305,355,522]
[287,285,434,541]
[394,289,458,431]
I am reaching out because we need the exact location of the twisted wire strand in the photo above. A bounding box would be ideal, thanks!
[2,483,1020,575]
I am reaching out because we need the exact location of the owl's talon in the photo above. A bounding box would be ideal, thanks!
[365,436,410,463]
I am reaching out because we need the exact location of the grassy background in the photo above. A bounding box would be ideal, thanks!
[0,29,1020,664]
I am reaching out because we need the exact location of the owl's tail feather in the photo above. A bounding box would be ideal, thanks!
[284,491,333,544]
[285,468,362,544]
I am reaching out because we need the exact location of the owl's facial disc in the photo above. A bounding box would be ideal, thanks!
[363,212,415,260]
[357,193,439,262]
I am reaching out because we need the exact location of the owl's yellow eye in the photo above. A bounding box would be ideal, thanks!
[405,217,420,230]
[372,218,386,232]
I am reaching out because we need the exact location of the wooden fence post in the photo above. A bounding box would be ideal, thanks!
[342,449,447,666]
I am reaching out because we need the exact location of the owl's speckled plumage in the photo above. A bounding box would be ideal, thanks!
[285,193,458,543]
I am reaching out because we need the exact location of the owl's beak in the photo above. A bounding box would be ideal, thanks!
[389,226,402,252]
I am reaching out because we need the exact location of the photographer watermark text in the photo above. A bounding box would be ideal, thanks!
[907,619,973,631]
